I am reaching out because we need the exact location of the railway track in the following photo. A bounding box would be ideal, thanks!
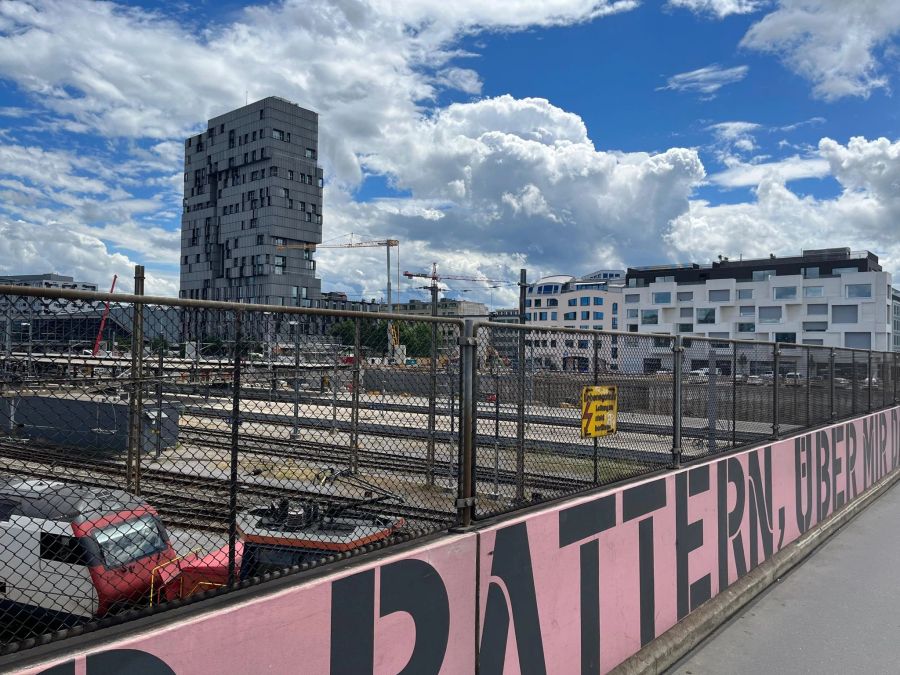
[182,404,681,467]
[0,439,454,527]
[177,427,591,494]
[170,386,772,444]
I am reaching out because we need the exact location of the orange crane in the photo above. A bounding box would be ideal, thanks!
[277,235,400,354]
[91,274,118,356]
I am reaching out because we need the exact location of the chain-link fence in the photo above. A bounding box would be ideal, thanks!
[0,283,898,654]
[471,326,677,516]
[0,286,462,651]
[471,321,900,518]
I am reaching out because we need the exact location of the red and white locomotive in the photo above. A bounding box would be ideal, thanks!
[0,469,408,633]
[0,477,176,627]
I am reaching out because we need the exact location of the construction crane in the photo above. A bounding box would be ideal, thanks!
[403,263,506,286]
[403,264,507,317]
[277,235,400,356]
[91,274,118,357]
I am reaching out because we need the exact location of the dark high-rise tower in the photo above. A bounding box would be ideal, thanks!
[179,97,323,307]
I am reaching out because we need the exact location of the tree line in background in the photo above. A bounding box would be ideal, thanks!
[330,320,435,358]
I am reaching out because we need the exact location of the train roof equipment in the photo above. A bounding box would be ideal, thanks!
[0,477,149,523]
[237,468,406,577]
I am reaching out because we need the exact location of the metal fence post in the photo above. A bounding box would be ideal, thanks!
[671,335,683,467]
[489,363,500,499]
[350,317,361,474]
[427,313,437,485]
[830,347,836,420]
[155,344,163,459]
[772,343,780,439]
[732,341,737,448]
[868,350,873,412]
[805,347,811,427]
[228,310,242,588]
[126,265,144,495]
[330,343,339,434]
[447,360,456,490]
[592,333,600,483]
[515,328,526,503]
[291,324,300,440]
[851,351,857,414]
[457,319,476,527]
[3,317,10,356]
[706,344,718,453]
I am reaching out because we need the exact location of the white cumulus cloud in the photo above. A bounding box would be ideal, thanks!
[742,0,900,101]
[670,136,900,273]
[668,0,764,18]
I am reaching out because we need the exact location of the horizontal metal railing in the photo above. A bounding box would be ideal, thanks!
[0,283,897,655]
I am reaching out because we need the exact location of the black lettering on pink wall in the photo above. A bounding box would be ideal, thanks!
[479,523,547,675]
[718,457,747,591]
[331,560,449,674]
[380,559,450,674]
[891,408,900,471]
[638,520,654,646]
[86,651,176,674]
[748,446,779,568]
[831,425,845,511]
[816,430,831,523]
[892,410,899,472]
[38,651,177,675]
[331,569,375,673]
[863,416,877,488]
[558,495,616,675]
[794,436,813,535]
[878,412,888,479]
[676,466,711,621]
[847,423,858,500]
[623,478,667,646]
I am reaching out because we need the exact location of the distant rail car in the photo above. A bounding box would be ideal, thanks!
[0,477,176,627]
[237,498,404,578]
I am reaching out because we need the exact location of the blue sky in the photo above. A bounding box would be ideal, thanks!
[0,0,898,306]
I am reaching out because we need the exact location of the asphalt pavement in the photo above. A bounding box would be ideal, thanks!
[670,478,900,675]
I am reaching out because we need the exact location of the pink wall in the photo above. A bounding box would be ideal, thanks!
[16,407,900,675]
[19,534,477,675]
[477,406,900,673]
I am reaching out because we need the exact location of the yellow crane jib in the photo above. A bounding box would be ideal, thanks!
[388,323,400,348]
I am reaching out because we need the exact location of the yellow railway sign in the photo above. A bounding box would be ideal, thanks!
[581,385,618,438]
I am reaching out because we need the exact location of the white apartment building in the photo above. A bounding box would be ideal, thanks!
[621,248,892,374]
[522,272,624,372]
